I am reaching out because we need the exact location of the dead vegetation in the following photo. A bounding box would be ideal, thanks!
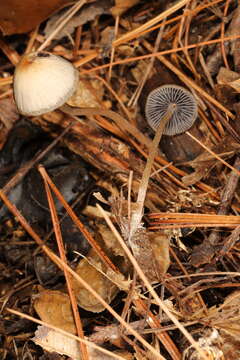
[0,0,240,359]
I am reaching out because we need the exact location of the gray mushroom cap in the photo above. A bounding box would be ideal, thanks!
[145,84,198,136]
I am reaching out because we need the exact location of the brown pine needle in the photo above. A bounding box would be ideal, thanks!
[148,213,240,229]
[113,0,191,47]
[113,0,225,47]
[39,165,89,360]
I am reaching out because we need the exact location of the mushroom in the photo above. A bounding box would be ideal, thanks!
[145,84,198,136]
[130,85,198,235]
[13,52,79,116]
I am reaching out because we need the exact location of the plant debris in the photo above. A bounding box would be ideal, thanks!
[1,1,240,359]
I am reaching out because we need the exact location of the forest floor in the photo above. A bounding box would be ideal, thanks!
[0,0,240,359]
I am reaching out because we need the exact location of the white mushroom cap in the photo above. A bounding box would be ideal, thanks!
[13,52,79,116]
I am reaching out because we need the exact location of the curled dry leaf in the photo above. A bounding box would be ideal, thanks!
[33,325,133,360]
[216,66,240,96]
[184,292,240,359]
[217,67,240,84]
[183,329,224,360]
[67,76,104,109]
[72,249,119,312]
[0,0,72,35]
[208,291,240,341]
[33,288,76,334]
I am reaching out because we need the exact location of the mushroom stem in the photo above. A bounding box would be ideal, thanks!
[130,103,176,237]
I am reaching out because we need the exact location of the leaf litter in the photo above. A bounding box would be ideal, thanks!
[1,0,240,359]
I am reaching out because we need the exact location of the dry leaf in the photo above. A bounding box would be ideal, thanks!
[0,98,19,130]
[105,267,131,291]
[127,225,162,282]
[33,289,76,334]
[110,0,140,17]
[97,223,126,258]
[150,232,170,275]
[44,1,111,40]
[182,137,240,186]
[183,329,224,360]
[216,66,240,93]
[131,60,150,84]
[33,326,82,359]
[184,291,240,359]
[209,291,240,340]
[0,0,72,35]
[83,205,112,219]
[99,27,115,56]
[225,78,240,93]
[72,249,119,312]
[111,196,167,282]
[217,67,240,84]
[68,76,104,108]
[33,325,130,360]
[0,98,19,150]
